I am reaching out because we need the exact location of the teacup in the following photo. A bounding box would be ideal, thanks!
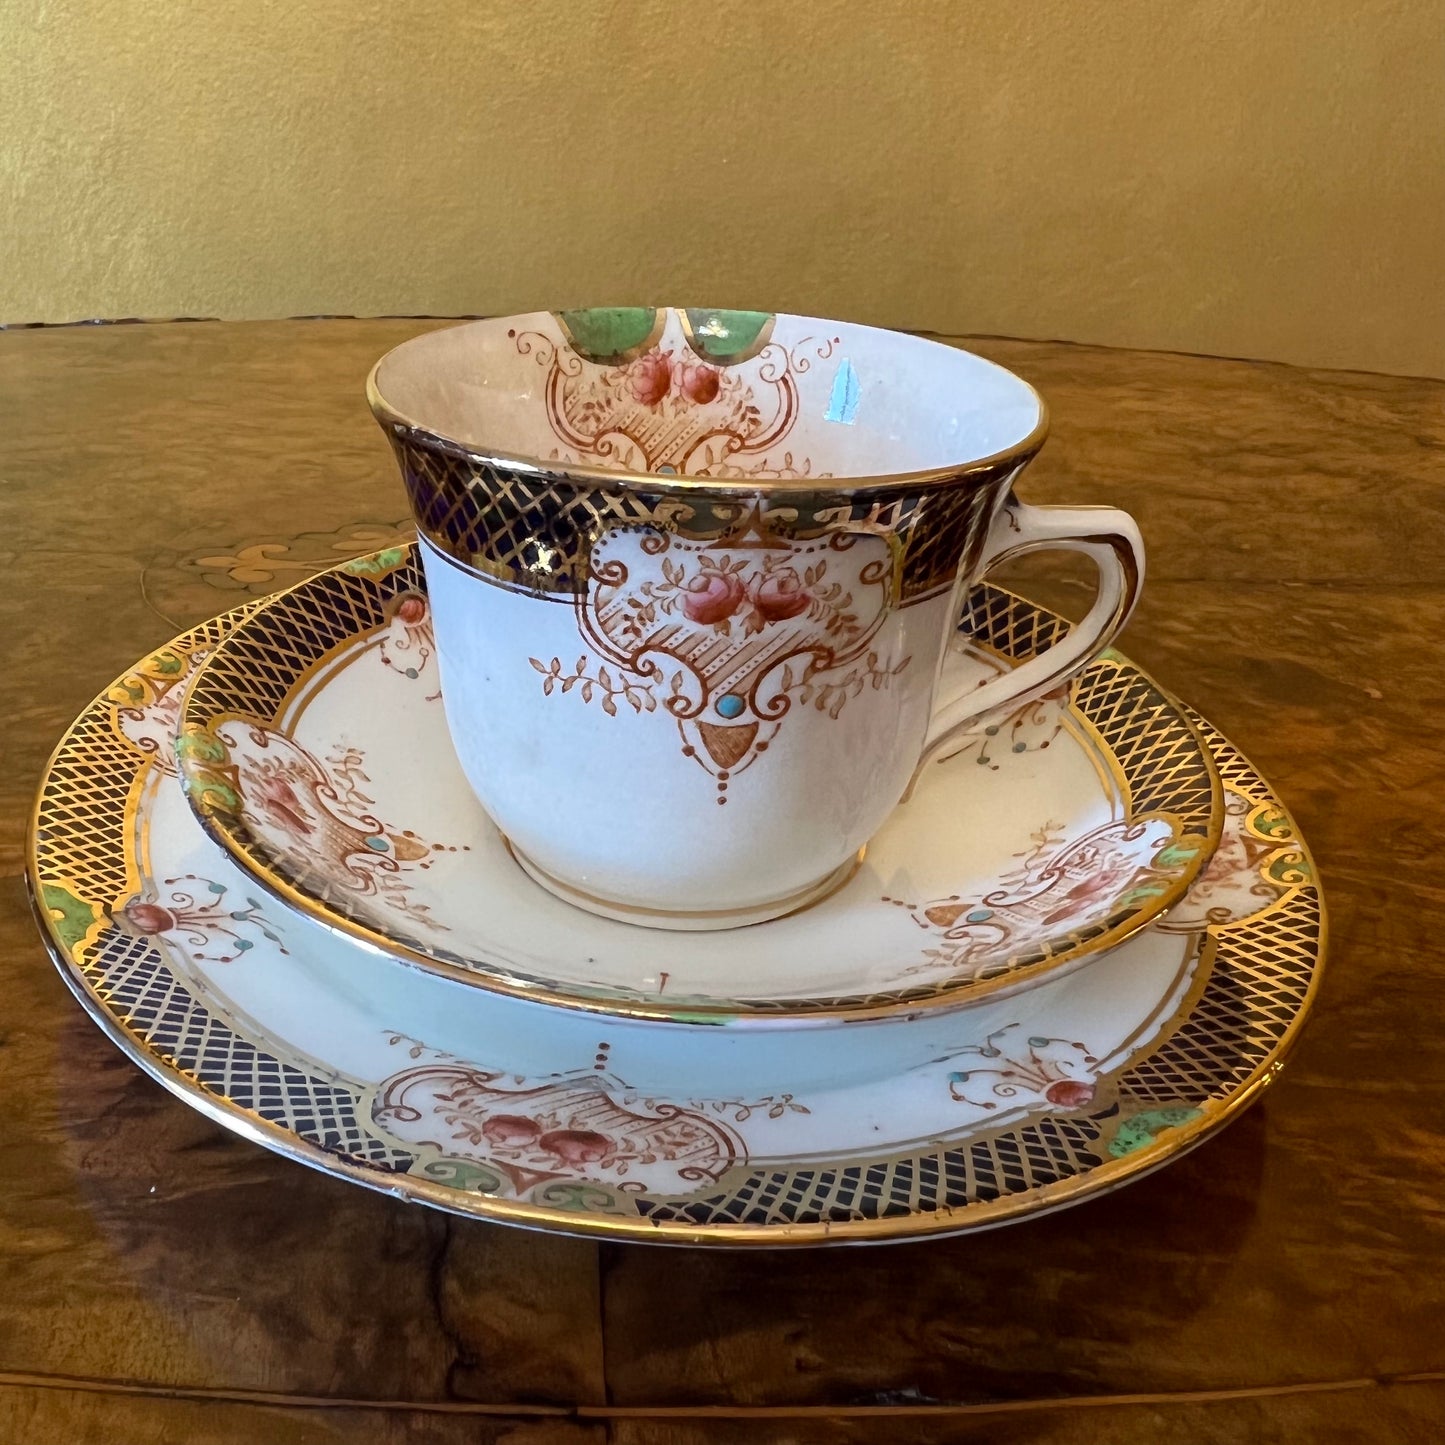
[368,307,1143,930]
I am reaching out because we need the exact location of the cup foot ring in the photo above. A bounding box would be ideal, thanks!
[503,842,865,932]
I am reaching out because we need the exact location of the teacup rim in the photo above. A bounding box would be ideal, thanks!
[365,309,1051,495]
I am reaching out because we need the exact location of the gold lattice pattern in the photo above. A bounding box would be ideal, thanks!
[394,430,1010,602]
[31,597,1321,1240]
[1074,660,1218,834]
[180,546,1221,1014]
[638,1112,1112,1227]
[184,562,406,726]
[960,581,1073,661]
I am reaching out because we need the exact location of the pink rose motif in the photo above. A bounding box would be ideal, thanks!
[749,567,810,622]
[682,567,745,625]
[257,775,315,837]
[539,1129,613,1165]
[1043,864,1129,926]
[481,1114,541,1147]
[628,351,672,407]
[678,361,720,404]
[122,901,178,935]
[1044,1079,1096,1109]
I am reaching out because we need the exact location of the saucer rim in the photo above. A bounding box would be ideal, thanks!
[174,544,1226,1025]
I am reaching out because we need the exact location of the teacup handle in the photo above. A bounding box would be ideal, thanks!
[921,496,1145,761]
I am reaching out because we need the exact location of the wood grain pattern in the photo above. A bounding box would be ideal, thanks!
[0,1384,600,1445]
[602,1378,1445,1443]
[2,318,1441,1440]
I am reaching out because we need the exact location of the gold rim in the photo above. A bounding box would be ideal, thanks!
[364,315,1051,498]
[173,546,1226,1026]
[27,606,1325,1246]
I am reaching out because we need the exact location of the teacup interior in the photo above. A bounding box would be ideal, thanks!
[370,308,1043,481]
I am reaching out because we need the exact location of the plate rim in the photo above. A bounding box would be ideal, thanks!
[27,601,1325,1248]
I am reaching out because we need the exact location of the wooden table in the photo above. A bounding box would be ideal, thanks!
[2,319,1441,1443]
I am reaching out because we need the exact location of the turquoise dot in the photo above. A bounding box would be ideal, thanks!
[1013,742,1027,752]
[364,835,389,852]
[716,693,745,719]
[966,909,993,923]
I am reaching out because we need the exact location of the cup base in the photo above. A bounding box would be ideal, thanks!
[504,840,865,933]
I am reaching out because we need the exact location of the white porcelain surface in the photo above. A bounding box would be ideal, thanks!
[421,533,944,920]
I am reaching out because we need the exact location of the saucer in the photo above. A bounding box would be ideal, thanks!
[31,606,1323,1245]
[175,544,1223,1024]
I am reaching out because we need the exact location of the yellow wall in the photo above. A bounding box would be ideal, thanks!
[4,1,1442,377]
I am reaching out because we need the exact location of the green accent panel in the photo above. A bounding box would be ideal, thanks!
[1118,881,1171,909]
[1267,850,1314,885]
[41,884,98,952]
[419,1157,505,1193]
[1108,1106,1204,1158]
[183,776,242,812]
[1153,837,1205,869]
[683,308,773,363]
[341,546,408,578]
[535,1181,625,1214]
[556,307,659,362]
[175,729,226,764]
[1253,804,1294,839]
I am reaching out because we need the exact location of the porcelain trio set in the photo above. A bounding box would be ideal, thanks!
[31,309,1324,1244]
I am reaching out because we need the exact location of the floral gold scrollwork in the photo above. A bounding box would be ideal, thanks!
[516,309,834,478]
[176,724,243,814]
[1157,787,1306,933]
[943,1023,1104,1112]
[532,524,911,798]
[110,644,217,774]
[1248,802,1294,840]
[892,814,1202,987]
[113,874,289,964]
[534,1182,625,1213]
[367,1040,752,1201]
[419,1158,507,1194]
[1265,849,1312,887]
[179,723,463,928]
